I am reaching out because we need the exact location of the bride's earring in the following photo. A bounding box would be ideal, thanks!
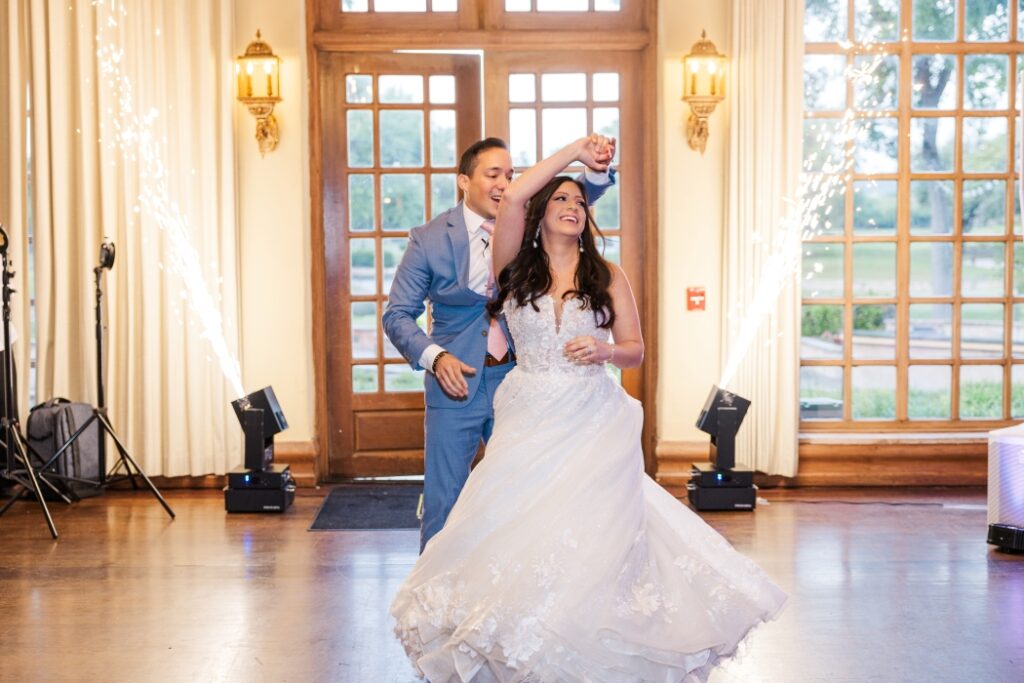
[578,234,584,253]
[532,228,540,248]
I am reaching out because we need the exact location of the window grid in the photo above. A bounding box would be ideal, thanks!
[800,0,1023,427]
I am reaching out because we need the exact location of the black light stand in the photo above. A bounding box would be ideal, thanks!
[0,224,62,538]
[26,241,174,520]
[689,385,758,511]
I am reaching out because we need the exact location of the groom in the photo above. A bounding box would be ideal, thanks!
[383,136,615,551]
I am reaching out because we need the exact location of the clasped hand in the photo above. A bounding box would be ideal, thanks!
[564,336,611,365]
[579,134,616,173]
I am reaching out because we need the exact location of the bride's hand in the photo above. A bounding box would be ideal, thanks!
[564,336,612,364]
[577,134,613,173]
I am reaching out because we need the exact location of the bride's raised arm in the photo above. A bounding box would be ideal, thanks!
[491,134,612,275]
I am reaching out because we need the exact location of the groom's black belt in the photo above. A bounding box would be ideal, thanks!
[484,351,515,367]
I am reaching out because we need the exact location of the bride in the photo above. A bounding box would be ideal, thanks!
[390,135,786,683]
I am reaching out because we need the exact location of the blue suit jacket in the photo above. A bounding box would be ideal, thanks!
[382,172,615,408]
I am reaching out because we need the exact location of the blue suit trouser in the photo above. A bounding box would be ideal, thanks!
[420,362,515,553]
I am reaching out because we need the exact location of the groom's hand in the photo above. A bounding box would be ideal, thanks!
[434,353,476,399]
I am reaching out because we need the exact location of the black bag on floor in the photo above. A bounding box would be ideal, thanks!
[27,398,104,499]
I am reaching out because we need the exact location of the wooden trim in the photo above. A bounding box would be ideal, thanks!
[312,29,650,52]
[640,0,658,471]
[106,441,320,489]
[654,436,987,494]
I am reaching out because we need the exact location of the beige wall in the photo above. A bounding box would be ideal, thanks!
[234,1,315,441]
[657,0,730,443]
[232,0,733,449]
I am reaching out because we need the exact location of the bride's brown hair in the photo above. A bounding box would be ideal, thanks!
[487,176,615,329]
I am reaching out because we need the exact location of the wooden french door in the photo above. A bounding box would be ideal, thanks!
[319,49,645,478]
[320,52,482,478]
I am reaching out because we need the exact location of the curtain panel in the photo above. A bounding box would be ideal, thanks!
[0,0,241,476]
[722,0,804,477]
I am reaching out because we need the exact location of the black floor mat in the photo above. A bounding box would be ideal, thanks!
[309,484,422,530]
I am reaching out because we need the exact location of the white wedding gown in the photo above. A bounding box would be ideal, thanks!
[391,295,787,683]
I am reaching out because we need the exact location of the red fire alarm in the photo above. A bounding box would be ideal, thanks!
[687,287,706,311]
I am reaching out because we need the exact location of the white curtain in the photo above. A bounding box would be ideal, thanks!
[721,0,804,477]
[0,0,241,476]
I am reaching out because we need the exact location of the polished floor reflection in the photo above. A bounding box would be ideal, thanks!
[0,487,1020,682]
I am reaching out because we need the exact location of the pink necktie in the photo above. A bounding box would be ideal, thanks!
[479,220,507,361]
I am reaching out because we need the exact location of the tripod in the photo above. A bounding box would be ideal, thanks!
[2,236,174,533]
[0,225,64,538]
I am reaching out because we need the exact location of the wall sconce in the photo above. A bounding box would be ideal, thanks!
[235,30,282,156]
[682,30,727,155]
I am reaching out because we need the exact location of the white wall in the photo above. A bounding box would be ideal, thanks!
[657,0,731,443]
[231,0,733,449]
[234,0,314,441]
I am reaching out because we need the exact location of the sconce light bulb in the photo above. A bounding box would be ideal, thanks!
[246,62,254,75]
[708,61,717,75]
[263,61,273,74]
[235,64,240,74]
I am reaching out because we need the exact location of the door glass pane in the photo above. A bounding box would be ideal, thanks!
[352,365,377,392]
[964,55,1008,109]
[961,242,1005,296]
[541,108,587,156]
[510,109,537,166]
[800,366,844,419]
[912,0,956,41]
[854,0,900,42]
[854,55,898,110]
[429,110,456,167]
[509,74,536,102]
[593,108,620,162]
[592,181,619,229]
[505,0,530,10]
[431,173,456,218]
[433,0,458,12]
[382,238,409,294]
[854,119,898,173]
[592,73,619,101]
[385,364,424,392]
[380,111,424,166]
[346,75,373,103]
[961,303,1004,358]
[803,243,844,298]
[375,0,427,9]
[595,0,621,9]
[804,56,847,111]
[381,174,426,229]
[908,365,951,419]
[348,175,375,231]
[537,0,588,10]
[910,118,955,171]
[1016,241,1024,295]
[343,0,369,11]
[962,179,1005,235]
[852,365,896,419]
[963,117,1008,172]
[965,0,1009,41]
[910,303,953,358]
[911,55,956,109]
[600,235,620,264]
[910,180,954,235]
[852,304,895,358]
[429,75,455,103]
[803,119,845,172]
[852,243,896,298]
[541,73,587,102]
[350,239,376,294]
[960,365,1003,419]
[802,305,844,359]
[805,0,848,42]
[378,75,424,103]
[347,110,374,167]
[853,180,897,234]
[351,302,378,358]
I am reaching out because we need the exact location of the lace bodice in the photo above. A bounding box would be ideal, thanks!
[503,294,610,377]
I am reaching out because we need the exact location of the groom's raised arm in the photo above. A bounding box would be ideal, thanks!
[382,227,434,370]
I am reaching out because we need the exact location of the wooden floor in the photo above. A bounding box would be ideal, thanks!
[0,486,1021,682]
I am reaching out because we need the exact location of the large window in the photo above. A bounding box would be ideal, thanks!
[801,0,1023,428]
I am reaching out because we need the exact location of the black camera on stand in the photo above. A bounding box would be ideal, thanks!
[688,386,757,511]
[225,386,294,513]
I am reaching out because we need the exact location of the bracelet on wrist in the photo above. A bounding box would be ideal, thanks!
[432,351,449,374]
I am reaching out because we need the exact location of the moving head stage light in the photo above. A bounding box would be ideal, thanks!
[225,386,295,513]
[987,424,1024,553]
[689,386,757,512]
